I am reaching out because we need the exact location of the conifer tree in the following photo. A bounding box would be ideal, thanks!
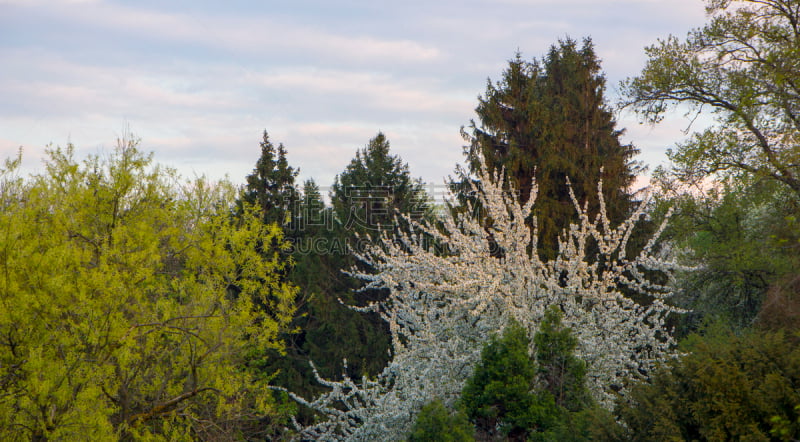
[462,38,640,259]
[461,319,557,439]
[407,400,474,442]
[534,306,590,412]
[241,130,299,227]
[331,132,428,248]
[276,135,428,412]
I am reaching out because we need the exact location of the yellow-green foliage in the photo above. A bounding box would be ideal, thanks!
[0,141,297,440]
[618,326,800,441]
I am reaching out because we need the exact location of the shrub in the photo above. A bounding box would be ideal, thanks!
[618,326,800,441]
[407,400,474,442]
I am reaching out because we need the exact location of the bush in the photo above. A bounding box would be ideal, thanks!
[617,326,800,441]
[407,400,474,442]
[459,309,619,441]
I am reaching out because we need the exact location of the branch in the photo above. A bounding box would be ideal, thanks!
[127,387,220,425]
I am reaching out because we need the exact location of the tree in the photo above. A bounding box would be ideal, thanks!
[461,308,617,441]
[621,0,800,193]
[331,132,428,247]
[241,130,299,227]
[300,132,427,375]
[407,400,474,442]
[618,326,800,441]
[274,180,395,409]
[461,319,558,440]
[534,306,590,412]
[462,39,640,258]
[0,140,297,440]
[285,154,682,440]
[653,176,800,334]
[267,134,431,422]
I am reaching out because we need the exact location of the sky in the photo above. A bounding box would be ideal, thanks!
[0,0,712,191]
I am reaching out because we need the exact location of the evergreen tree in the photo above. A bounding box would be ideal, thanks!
[407,400,474,442]
[291,180,392,391]
[460,311,608,441]
[534,306,590,412]
[331,132,429,251]
[241,130,299,227]
[618,326,800,441]
[461,38,640,259]
[326,131,429,368]
[460,319,559,440]
[329,131,429,307]
[275,135,429,420]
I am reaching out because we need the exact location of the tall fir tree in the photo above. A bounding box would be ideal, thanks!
[461,38,640,259]
[331,132,428,250]
[241,130,300,228]
[311,132,428,377]
[236,131,308,420]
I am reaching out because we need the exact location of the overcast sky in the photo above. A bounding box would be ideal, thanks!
[1,0,711,189]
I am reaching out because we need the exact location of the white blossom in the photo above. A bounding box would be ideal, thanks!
[286,156,685,440]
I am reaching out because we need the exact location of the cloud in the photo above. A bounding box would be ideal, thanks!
[1,0,715,190]
[19,2,442,65]
[245,69,472,116]
[0,0,99,5]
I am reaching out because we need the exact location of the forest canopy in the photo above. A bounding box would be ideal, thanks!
[2,1,800,440]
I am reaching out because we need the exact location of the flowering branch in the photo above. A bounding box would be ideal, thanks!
[288,155,685,440]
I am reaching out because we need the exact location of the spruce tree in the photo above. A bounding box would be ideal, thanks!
[279,134,428,418]
[462,38,640,259]
[460,319,558,440]
[318,132,427,375]
[241,130,299,227]
[534,306,590,412]
[331,132,428,250]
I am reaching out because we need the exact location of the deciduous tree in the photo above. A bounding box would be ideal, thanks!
[286,154,681,440]
[622,0,800,192]
[0,140,296,440]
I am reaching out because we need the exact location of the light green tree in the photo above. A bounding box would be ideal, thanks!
[622,0,800,192]
[0,139,296,440]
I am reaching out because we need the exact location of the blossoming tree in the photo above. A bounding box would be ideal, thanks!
[285,157,683,440]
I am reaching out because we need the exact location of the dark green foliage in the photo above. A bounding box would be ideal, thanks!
[331,132,429,249]
[241,130,300,227]
[534,306,590,412]
[459,310,622,441]
[318,132,429,368]
[461,38,639,259]
[266,180,392,420]
[461,319,559,439]
[617,326,800,441]
[236,133,314,422]
[407,400,474,442]
[273,134,428,422]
